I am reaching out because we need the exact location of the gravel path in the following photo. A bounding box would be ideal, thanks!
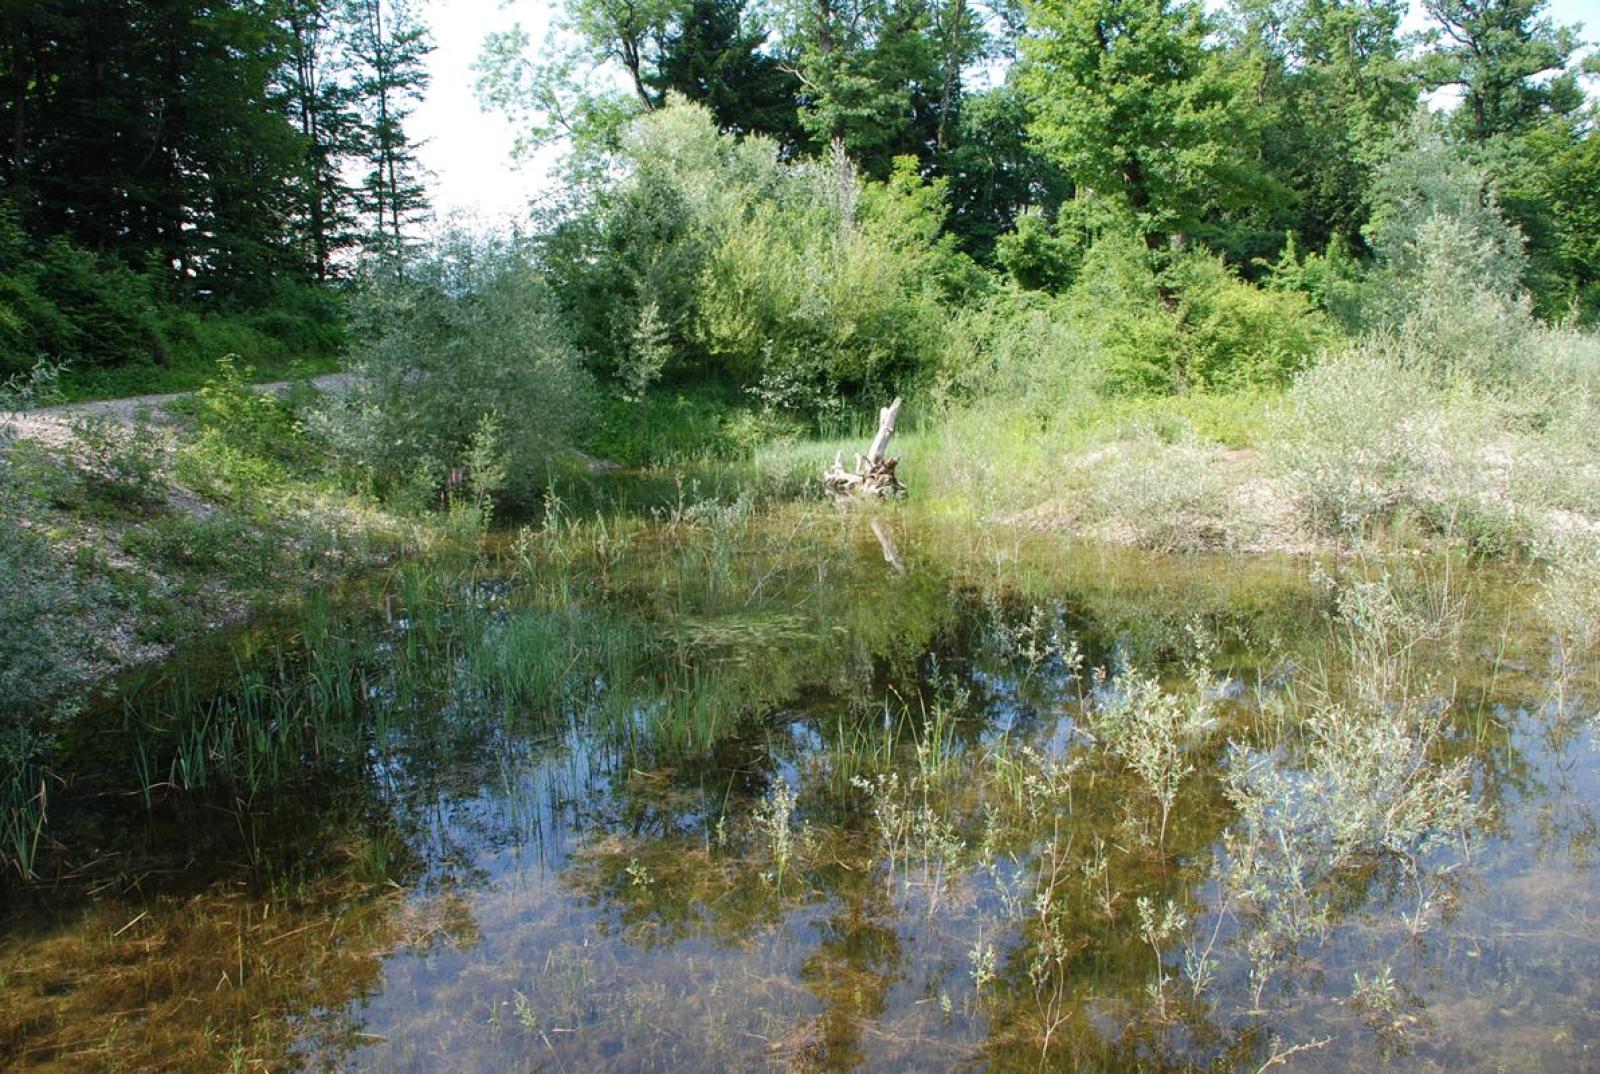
[5,372,352,446]
[36,372,352,421]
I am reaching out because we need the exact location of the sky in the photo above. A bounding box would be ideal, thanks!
[409,0,556,228]
[411,0,1600,229]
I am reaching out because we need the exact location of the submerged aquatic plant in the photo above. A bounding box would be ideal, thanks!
[1087,637,1219,856]
[753,778,801,892]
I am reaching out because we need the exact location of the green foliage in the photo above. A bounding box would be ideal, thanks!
[0,211,163,377]
[1487,111,1600,321]
[68,415,168,512]
[1020,0,1279,246]
[163,358,313,502]
[1363,116,1529,305]
[1268,299,1600,553]
[1168,252,1333,390]
[994,193,1131,293]
[123,512,269,579]
[951,231,1331,405]
[650,0,804,146]
[0,206,344,391]
[1218,0,1415,258]
[191,357,307,464]
[1269,339,1497,538]
[0,444,105,726]
[1415,0,1585,143]
[476,0,803,161]
[1263,232,1367,328]
[587,383,806,466]
[3,0,433,299]
[944,83,1070,262]
[543,102,971,416]
[317,233,594,504]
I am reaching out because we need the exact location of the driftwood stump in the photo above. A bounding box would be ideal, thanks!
[823,397,906,498]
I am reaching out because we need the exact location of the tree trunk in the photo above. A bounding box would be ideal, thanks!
[823,397,906,497]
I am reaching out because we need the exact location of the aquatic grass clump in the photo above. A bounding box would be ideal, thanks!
[0,729,48,878]
[135,654,378,799]
[752,778,802,891]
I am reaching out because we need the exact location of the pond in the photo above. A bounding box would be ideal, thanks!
[2,485,1597,1073]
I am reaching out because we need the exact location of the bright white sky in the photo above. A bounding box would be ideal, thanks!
[410,0,557,228]
[411,0,1599,228]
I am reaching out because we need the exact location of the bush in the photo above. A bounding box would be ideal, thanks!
[315,233,594,505]
[1169,253,1334,390]
[1269,337,1512,542]
[1,205,343,393]
[542,101,971,416]
[934,288,1100,425]
[68,414,168,511]
[936,234,1333,414]
[586,383,806,467]
[0,211,165,376]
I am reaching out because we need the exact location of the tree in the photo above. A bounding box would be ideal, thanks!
[283,0,364,280]
[942,82,1068,261]
[1486,106,1600,318]
[1019,0,1276,251]
[343,0,433,257]
[0,0,308,301]
[1416,0,1585,143]
[1216,0,1416,259]
[648,0,804,147]
[779,0,985,178]
[477,0,810,160]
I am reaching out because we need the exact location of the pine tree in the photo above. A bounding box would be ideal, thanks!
[0,0,307,300]
[284,0,363,279]
[342,0,432,258]
[648,0,804,148]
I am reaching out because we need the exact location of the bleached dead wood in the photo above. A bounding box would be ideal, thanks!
[823,397,906,498]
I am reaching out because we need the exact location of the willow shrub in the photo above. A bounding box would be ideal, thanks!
[541,100,973,418]
[314,234,593,506]
[937,232,1333,418]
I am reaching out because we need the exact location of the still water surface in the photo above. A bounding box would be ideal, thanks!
[2,492,1597,1073]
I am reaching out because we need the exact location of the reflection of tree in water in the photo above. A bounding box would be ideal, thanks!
[791,867,905,1070]
[9,510,1563,1073]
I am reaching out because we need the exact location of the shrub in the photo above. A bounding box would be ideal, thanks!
[0,211,167,376]
[1169,253,1334,390]
[542,102,970,416]
[936,234,1333,414]
[1268,336,1511,541]
[189,356,305,464]
[315,233,594,505]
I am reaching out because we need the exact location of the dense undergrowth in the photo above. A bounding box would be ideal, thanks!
[0,209,345,400]
[5,99,1599,749]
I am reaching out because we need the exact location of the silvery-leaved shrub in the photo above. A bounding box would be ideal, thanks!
[313,233,593,507]
[1269,338,1497,538]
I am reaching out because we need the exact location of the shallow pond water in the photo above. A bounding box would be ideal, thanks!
[2,492,1598,1073]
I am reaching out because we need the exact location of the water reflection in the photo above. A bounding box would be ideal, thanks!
[3,504,1598,1072]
